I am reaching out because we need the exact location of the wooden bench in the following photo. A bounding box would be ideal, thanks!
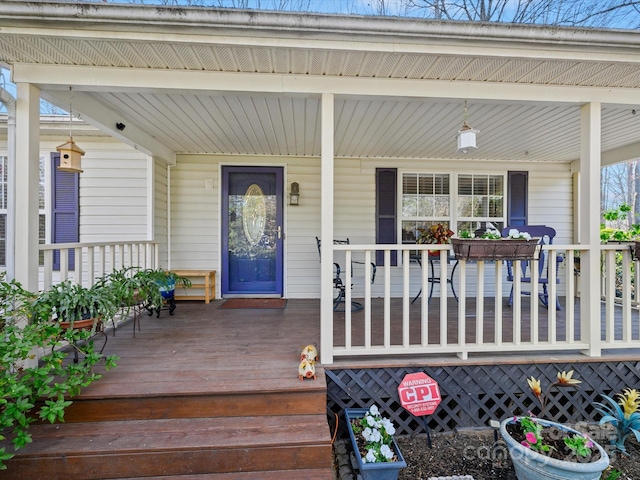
[171,270,216,304]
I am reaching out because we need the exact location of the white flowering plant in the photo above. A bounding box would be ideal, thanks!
[349,405,398,463]
[507,228,533,241]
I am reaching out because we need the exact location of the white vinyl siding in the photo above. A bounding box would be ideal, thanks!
[71,142,148,243]
[170,155,572,299]
[154,158,169,267]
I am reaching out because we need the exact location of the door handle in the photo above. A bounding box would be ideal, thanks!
[277,226,283,239]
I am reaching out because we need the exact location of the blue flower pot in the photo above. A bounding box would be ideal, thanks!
[345,408,406,480]
[500,417,610,480]
[157,278,175,299]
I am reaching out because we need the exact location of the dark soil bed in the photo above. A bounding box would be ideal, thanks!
[394,430,640,480]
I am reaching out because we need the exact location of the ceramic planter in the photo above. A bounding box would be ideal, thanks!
[345,408,406,480]
[500,417,609,480]
[451,238,540,261]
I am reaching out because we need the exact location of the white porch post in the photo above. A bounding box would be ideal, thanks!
[579,102,601,357]
[320,93,335,365]
[14,83,40,292]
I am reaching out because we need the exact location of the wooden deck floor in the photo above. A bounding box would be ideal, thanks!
[87,299,326,399]
[88,296,640,381]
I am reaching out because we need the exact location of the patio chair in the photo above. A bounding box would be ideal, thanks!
[502,226,563,310]
[316,237,376,312]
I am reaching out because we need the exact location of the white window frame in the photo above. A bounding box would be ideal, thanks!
[398,170,507,247]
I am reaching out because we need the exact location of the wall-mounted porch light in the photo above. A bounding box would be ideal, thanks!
[289,182,300,206]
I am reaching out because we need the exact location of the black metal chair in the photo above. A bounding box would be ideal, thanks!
[502,226,563,310]
[316,237,376,312]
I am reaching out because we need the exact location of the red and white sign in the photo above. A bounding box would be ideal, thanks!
[398,372,441,416]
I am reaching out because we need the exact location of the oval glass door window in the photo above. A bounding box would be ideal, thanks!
[243,184,267,246]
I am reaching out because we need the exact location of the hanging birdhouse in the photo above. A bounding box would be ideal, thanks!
[56,137,84,173]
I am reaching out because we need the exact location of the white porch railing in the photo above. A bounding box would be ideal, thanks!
[39,241,159,290]
[326,243,640,362]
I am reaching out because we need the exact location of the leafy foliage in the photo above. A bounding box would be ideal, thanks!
[601,204,640,242]
[0,275,118,470]
[594,389,640,455]
[350,405,398,463]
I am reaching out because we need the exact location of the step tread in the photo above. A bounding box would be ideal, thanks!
[118,468,335,479]
[9,415,331,457]
[81,368,326,398]
[62,390,326,422]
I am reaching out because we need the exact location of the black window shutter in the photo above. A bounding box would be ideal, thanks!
[51,153,79,270]
[507,171,528,227]
[376,168,397,266]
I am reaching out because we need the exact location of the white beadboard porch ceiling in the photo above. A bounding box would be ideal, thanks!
[2,3,640,163]
[71,92,637,163]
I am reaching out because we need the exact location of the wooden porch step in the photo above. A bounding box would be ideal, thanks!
[61,389,326,423]
[118,469,335,479]
[0,415,333,480]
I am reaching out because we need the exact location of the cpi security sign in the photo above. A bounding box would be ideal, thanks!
[398,372,441,416]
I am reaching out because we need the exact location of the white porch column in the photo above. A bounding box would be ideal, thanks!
[320,93,335,365]
[579,102,601,357]
[14,83,40,292]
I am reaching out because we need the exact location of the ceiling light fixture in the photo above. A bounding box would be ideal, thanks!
[456,100,479,154]
[56,86,84,173]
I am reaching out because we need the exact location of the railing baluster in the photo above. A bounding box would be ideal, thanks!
[402,250,410,348]
[622,249,632,342]
[344,250,352,350]
[494,261,502,346]
[475,260,483,346]
[43,250,53,290]
[383,249,391,349]
[565,249,575,343]
[421,249,429,346]
[548,250,557,344]
[605,250,615,342]
[512,260,521,345]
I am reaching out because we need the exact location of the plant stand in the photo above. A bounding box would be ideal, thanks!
[345,408,407,480]
[500,417,609,480]
[146,290,176,318]
[451,238,540,261]
[58,318,107,363]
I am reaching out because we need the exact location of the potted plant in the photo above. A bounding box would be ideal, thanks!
[345,405,406,480]
[31,279,119,330]
[500,371,610,480]
[136,268,192,317]
[416,224,454,256]
[451,228,540,261]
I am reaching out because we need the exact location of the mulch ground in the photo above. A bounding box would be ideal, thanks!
[394,430,640,480]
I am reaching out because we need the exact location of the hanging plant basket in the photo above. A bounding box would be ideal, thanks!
[451,238,540,261]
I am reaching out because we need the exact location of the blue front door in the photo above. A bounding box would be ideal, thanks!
[221,166,284,296]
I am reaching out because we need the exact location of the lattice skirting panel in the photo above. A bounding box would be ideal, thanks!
[326,360,640,435]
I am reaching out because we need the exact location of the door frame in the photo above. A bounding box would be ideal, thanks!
[220,165,285,297]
